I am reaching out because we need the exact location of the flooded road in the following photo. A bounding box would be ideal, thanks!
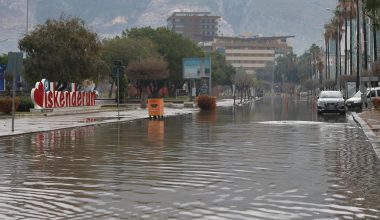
[0,96,379,219]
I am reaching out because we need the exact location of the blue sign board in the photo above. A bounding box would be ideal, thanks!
[0,64,5,91]
[183,57,211,79]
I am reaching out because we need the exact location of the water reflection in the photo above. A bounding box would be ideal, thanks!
[147,120,164,146]
[0,97,379,219]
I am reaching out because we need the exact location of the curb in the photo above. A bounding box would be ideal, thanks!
[351,112,380,159]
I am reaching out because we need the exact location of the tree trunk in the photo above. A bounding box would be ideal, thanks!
[335,37,338,86]
[140,84,147,108]
[328,39,330,80]
[325,40,328,86]
[345,9,348,76]
[350,4,353,75]
[374,26,378,61]
[363,7,368,70]
[356,0,360,92]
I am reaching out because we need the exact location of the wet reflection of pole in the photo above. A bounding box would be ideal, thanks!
[283,94,288,121]
[117,122,120,147]
[271,95,274,121]
[311,96,316,121]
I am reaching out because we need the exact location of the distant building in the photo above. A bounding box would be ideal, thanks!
[212,36,294,74]
[167,12,220,43]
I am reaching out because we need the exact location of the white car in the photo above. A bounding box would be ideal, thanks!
[345,90,362,109]
[346,87,380,110]
[317,91,346,115]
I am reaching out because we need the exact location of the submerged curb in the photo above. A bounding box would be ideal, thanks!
[352,112,380,159]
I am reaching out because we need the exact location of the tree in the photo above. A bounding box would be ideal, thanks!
[208,52,236,87]
[102,37,159,99]
[365,0,380,61]
[126,56,169,107]
[0,54,7,65]
[19,16,108,84]
[325,17,343,87]
[123,27,204,94]
[232,67,253,102]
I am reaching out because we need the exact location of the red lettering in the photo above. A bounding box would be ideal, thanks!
[65,91,70,107]
[86,93,90,106]
[53,91,59,108]
[59,92,65,107]
[71,92,77,106]
[77,92,82,106]
[46,91,53,108]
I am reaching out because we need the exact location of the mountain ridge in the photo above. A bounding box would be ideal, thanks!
[0,0,336,55]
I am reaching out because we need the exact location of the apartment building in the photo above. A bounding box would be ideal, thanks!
[167,12,220,43]
[212,36,294,74]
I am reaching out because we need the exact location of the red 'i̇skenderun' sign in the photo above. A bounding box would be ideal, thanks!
[31,79,96,109]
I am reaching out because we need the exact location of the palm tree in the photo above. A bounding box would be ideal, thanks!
[329,17,343,87]
[324,25,333,83]
[324,22,336,81]
[338,0,355,76]
[364,0,380,61]
[309,44,323,82]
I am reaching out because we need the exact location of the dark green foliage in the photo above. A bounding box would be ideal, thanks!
[0,54,7,65]
[123,27,204,82]
[18,96,34,112]
[19,16,108,84]
[208,52,236,86]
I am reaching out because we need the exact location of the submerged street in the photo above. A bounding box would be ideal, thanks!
[0,96,380,219]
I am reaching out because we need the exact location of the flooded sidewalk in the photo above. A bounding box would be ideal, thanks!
[0,99,235,137]
[352,110,380,159]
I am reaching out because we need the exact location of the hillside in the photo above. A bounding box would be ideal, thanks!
[0,0,336,54]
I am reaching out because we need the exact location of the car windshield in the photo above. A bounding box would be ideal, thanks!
[320,91,342,98]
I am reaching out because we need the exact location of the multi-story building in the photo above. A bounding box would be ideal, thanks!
[212,36,294,74]
[167,12,220,43]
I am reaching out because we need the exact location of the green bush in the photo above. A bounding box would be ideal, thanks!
[196,95,216,111]
[18,96,34,112]
[0,97,20,114]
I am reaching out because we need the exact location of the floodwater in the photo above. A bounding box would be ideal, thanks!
[0,96,379,219]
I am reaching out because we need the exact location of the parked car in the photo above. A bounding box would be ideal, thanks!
[346,87,380,110]
[345,90,363,110]
[317,91,346,115]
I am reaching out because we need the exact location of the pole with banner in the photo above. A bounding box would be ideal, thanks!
[7,52,23,132]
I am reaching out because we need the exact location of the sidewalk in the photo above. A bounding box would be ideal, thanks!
[0,99,235,138]
[352,110,380,159]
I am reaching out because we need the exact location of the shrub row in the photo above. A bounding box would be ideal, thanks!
[0,96,33,114]
[0,97,19,114]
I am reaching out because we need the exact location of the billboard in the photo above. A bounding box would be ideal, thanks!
[183,57,211,79]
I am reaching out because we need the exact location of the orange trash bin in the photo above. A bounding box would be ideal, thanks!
[148,98,164,118]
